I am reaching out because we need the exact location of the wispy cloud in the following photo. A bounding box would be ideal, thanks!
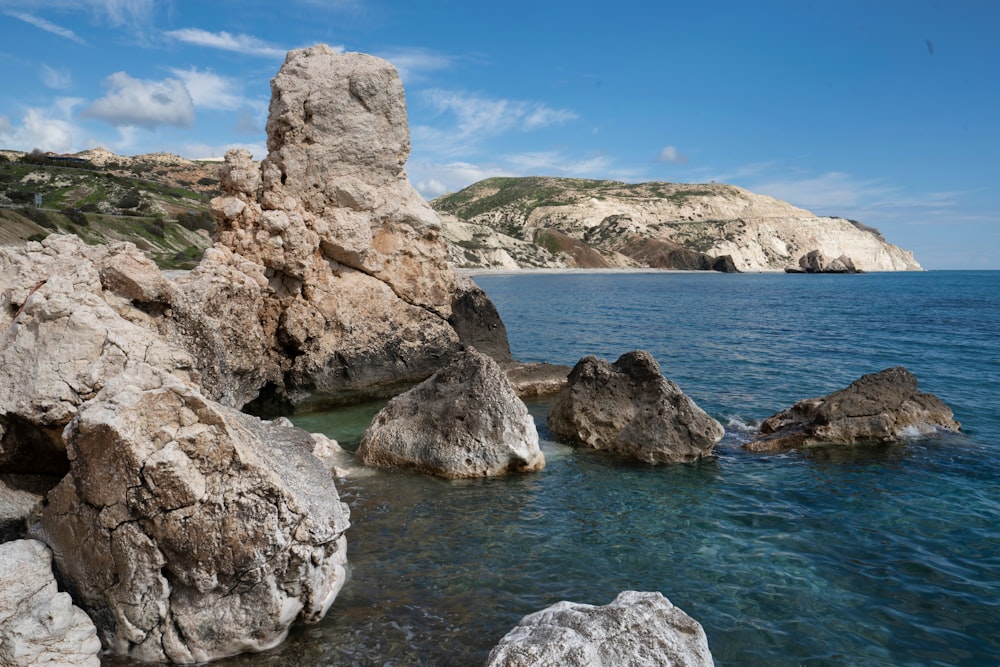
[4,10,85,43]
[40,64,72,89]
[167,67,261,112]
[657,145,688,165]
[82,71,194,129]
[378,48,454,82]
[164,28,287,58]
[413,89,578,157]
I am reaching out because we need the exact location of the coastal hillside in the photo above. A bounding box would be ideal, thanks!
[0,148,219,268]
[432,176,922,272]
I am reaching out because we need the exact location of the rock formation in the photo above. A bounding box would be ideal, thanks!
[31,367,350,663]
[357,347,544,478]
[548,351,724,463]
[210,45,509,406]
[785,249,861,273]
[0,476,47,542]
[745,367,961,452]
[0,539,102,667]
[486,591,715,667]
[432,177,922,272]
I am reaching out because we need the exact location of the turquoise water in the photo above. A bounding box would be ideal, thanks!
[227,271,999,666]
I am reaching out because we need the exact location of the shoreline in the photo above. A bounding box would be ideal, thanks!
[455,266,738,277]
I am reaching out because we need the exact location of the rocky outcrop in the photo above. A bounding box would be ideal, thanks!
[209,46,509,406]
[357,347,544,478]
[548,351,723,463]
[432,177,922,272]
[785,249,861,273]
[0,476,47,542]
[31,368,350,664]
[745,367,961,452]
[486,591,714,667]
[0,539,102,667]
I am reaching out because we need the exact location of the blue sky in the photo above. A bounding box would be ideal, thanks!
[1,0,997,269]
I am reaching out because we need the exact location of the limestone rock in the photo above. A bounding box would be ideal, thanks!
[0,476,49,542]
[432,177,922,272]
[548,351,723,463]
[0,236,197,474]
[486,591,714,667]
[787,249,861,273]
[745,367,961,452]
[505,362,571,397]
[31,369,350,663]
[209,46,510,405]
[357,347,544,478]
[0,539,102,667]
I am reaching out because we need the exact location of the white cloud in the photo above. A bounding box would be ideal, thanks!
[0,98,84,153]
[408,160,507,199]
[378,48,453,82]
[82,71,194,129]
[4,10,85,43]
[40,64,72,89]
[749,171,895,212]
[164,28,288,58]
[657,145,688,165]
[413,90,578,157]
[167,67,254,111]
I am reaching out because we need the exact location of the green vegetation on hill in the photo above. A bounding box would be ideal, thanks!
[0,153,217,269]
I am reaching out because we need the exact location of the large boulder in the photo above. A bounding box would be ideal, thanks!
[486,591,714,667]
[356,347,544,478]
[787,249,861,273]
[547,351,723,463]
[0,539,102,667]
[745,366,961,452]
[210,46,510,405]
[30,369,350,664]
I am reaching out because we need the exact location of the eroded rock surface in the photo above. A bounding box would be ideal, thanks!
[31,369,350,664]
[487,591,715,667]
[786,249,861,273]
[0,539,102,667]
[211,46,508,405]
[548,351,723,463]
[745,367,960,452]
[357,347,544,478]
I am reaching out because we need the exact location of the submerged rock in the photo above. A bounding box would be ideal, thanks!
[548,351,723,463]
[745,366,960,452]
[357,347,544,478]
[487,590,714,667]
[31,369,350,664]
[0,539,102,667]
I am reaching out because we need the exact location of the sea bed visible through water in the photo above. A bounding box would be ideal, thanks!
[127,270,999,666]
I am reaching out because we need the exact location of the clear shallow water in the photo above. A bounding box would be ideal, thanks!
[219,271,999,666]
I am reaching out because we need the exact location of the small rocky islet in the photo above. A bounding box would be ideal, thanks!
[0,45,959,666]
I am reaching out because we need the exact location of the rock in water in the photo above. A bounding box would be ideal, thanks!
[0,539,102,667]
[31,369,350,664]
[486,591,715,667]
[745,366,961,452]
[548,351,723,463]
[357,348,544,478]
[211,46,509,405]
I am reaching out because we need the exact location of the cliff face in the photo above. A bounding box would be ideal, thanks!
[432,177,922,272]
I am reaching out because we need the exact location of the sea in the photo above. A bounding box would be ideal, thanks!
[217,270,1000,667]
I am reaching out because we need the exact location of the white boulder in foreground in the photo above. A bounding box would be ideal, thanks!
[487,591,714,667]
[0,539,101,667]
[357,347,544,478]
[548,351,724,463]
[31,369,350,664]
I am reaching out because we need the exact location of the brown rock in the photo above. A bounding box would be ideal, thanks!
[745,367,961,452]
[548,351,723,463]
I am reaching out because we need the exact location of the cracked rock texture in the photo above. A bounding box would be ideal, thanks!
[0,539,102,667]
[745,366,961,452]
[357,347,543,478]
[211,45,508,405]
[31,368,349,664]
[486,590,714,667]
[548,351,724,463]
